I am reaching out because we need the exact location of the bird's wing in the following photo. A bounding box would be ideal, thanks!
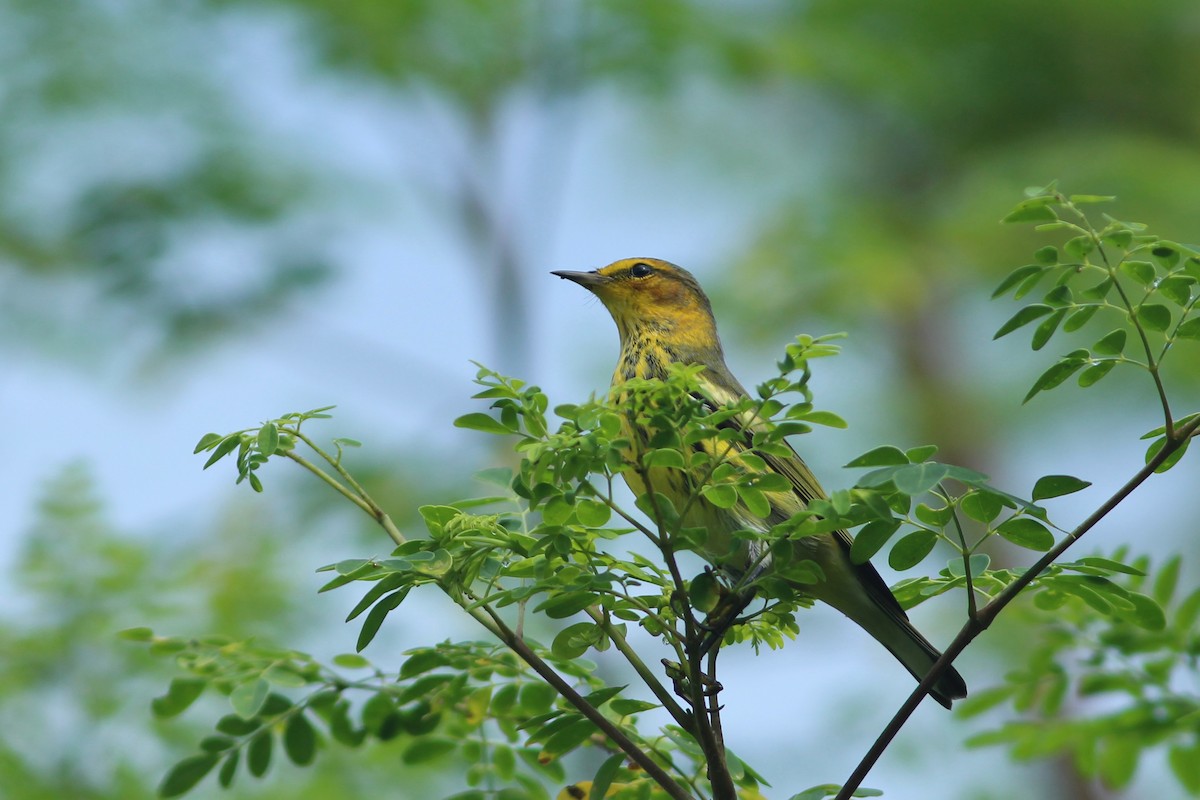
[693,366,908,617]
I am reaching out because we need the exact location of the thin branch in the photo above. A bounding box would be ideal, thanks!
[1081,213,1175,433]
[285,431,408,546]
[583,605,693,729]
[474,604,696,800]
[834,412,1200,800]
[281,451,373,517]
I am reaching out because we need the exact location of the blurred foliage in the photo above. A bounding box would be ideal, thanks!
[0,0,334,365]
[0,463,465,800]
[710,0,1200,327]
[961,552,1200,794]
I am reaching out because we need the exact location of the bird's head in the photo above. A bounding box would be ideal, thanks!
[552,258,720,352]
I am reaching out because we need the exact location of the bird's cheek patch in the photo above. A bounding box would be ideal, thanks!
[646,280,687,308]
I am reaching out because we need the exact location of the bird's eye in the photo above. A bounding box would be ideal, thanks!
[629,262,653,278]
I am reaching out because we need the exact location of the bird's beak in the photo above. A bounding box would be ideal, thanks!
[551,269,609,289]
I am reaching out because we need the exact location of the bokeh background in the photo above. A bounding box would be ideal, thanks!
[3,1,1199,798]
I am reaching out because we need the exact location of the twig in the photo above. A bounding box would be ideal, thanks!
[834,413,1200,800]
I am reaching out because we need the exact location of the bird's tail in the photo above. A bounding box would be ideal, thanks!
[848,599,967,709]
[814,557,967,709]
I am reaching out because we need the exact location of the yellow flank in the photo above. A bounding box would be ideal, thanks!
[552,258,968,709]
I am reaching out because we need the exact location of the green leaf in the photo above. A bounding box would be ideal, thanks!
[995,517,1054,551]
[346,574,409,622]
[1102,229,1133,249]
[1092,329,1126,355]
[1120,260,1156,285]
[800,410,848,428]
[643,448,685,469]
[700,484,738,508]
[203,435,242,469]
[1003,200,1058,224]
[217,751,239,789]
[1064,234,1096,260]
[688,570,721,613]
[1080,276,1115,301]
[849,519,901,564]
[1033,245,1059,265]
[788,785,882,800]
[541,495,573,526]
[1062,305,1098,332]
[257,422,279,455]
[332,653,371,669]
[403,736,457,764]
[420,506,460,537]
[960,490,1003,523]
[992,265,1044,298]
[1014,269,1049,300]
[954,685,1014,719]
[609,698,659,715]
[1078,361,1116,387]
[453,413,514,435]
[737,485,771,518]
[1030,308,1066,350]
[1119,592,1166,631]
[845,446,909,468]
[1097,734,1139,788]
[552,622,600,660]
[1043,284,1072,307]
[215,715,260,736]
[914,502,953,528]
[1137,303,1172,332]
[1153,243,1182,267]
[1169,740,1200,793]
[152,678,207,718]
[193,432,222,453]
[1175,316,1200,340]
[283,714,316,766]
[356,588,410,652]
[994,304,1054,339]
[1031,475,1091,500]
[888,530,938,570]
[262,666,307,688]
[398,649,446,680]
[1158,276,1194,306]
[492,744,516,781]
[247,731,273,778]
[230,679,269,718]
[1153,556,1181,604]
[904,444,938,463]
[118,626,156,641]
[946,553,991,579]
[891,463,949,496]
[159,755,219,798]
[540,718,597,756]
[1024,355,1087,403]
[576,499,611,527]
[590,754,625,800]
[535,592,596,619]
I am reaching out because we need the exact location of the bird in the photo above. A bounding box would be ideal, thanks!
[552,257,967,708]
